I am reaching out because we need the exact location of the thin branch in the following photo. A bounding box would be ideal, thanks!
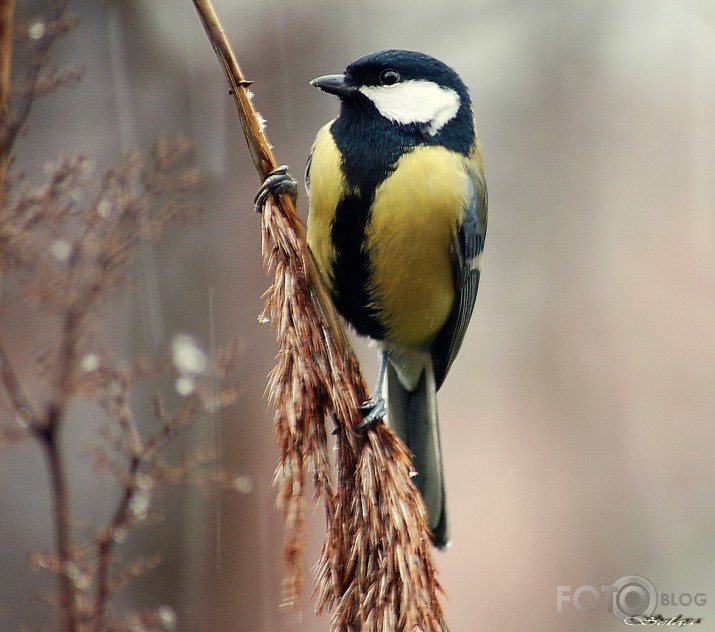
[1,5,79,629]
[0,1,13,111]
[0,0,15,296]
[0,338,39,429]
[91,372,143,630]
[190,0,346,349]
[190,0,273,178]
[0,0,75,301]
[40,405,78,632]
[2,5,236,625]
[0,0,72,157]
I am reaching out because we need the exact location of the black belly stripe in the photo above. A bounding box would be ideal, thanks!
[328,112,402,341]
[330,193,386,340]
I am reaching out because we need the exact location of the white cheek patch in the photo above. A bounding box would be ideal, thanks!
[359,79,460,135]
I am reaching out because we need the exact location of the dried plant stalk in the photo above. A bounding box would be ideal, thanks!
[191,1,446,629]
[0,0,78,297]
[0,0,16,289]
[0,0,14,136]
[0,134,235,631]
[1,4,244,630]
[0,0,15,138]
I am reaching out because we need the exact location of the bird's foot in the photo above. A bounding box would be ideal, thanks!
[356,397,387,430]
[254,165,297,213]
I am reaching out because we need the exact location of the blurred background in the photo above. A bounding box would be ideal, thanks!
[1,0,714,630]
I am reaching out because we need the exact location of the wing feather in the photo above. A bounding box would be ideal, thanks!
[431,163,487,388]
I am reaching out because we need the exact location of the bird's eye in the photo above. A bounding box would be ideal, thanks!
[379,69,401,86]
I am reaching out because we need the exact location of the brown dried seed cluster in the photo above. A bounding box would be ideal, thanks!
[260,190,445,630]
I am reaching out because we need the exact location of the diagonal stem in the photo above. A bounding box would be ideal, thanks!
[41,405,77,632]
[190,0,347,352]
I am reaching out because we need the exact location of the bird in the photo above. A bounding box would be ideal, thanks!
[255,49,487,548]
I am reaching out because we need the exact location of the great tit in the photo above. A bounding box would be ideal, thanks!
[257,50,487,548]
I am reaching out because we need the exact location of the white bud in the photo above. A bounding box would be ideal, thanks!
[175,376,196,397]
[80,353,100,372]
[50,239,72,262]
[29,20,46,40]
[157,606,177,630]
[171,334,208,377]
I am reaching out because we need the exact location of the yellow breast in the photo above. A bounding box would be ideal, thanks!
[365,146,469,348]
[307,122,348,291]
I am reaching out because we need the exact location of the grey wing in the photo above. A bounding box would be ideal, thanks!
[431,168,487,389]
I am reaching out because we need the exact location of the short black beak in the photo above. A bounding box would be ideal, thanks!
[310,73,356,98]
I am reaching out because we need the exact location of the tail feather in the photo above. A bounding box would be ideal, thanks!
[386,359,449,548]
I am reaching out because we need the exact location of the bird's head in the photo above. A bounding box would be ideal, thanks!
[311,49,473,139]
